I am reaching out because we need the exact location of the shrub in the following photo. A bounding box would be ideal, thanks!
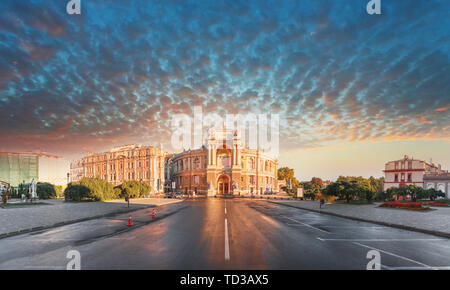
[64,184,90,201]
[365,191,374,203]
[382,186,445,201]
[304,193,316,200]
[375,190,394,202]
[316,192,336,203]
[428,188,446,201]
[37,182,57,199]
[64,178,118,201]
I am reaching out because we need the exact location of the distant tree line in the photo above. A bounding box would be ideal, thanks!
[8,182,64,199]
[278,167,446,203]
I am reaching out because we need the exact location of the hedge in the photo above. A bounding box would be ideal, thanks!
[64,177,117,201]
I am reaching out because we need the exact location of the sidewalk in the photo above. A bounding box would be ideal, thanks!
[268,200,450,238]
[0,198,183,238]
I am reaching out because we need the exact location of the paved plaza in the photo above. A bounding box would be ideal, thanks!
[269,200,450,237]
[0,198,183,238]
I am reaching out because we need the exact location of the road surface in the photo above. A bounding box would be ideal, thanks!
[1,198,450,270]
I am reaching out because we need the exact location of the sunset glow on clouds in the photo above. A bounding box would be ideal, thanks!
[0,0,449,180]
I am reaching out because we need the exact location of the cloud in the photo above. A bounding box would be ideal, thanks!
[435,107,449,112]
[0,0,449,158]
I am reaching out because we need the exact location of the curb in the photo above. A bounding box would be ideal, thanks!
[0,205,154,240]
[266,201,450,239]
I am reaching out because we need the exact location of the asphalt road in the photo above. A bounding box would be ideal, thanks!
[1,198,450,270]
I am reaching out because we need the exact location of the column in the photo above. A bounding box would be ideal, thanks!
[153,156,157,192]
[210,145,213,165]
[237,148,241,167]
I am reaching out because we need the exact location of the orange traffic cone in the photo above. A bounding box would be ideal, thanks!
[152,208,156,219]
[127,215,134,226]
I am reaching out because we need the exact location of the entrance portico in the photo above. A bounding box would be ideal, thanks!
[217,174,230,194]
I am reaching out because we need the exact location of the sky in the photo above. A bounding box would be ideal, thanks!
[0,0,449,181]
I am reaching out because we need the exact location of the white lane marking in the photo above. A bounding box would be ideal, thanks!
[224,218,230,260]
[317,238,445,242]
[380,264,394,270]
[353,242,434,269]
[382,266,450,270]
[318,226,386,229]
[225,207,227,215]
[24,266,66,270]
[284,216,329,233]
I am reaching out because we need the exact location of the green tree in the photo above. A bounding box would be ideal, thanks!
[278,167,300,195]
[310,177,324,189]
[116,181,151,198]
[324,176,375,203]
[428,188,445,201]
[302,177,324,191]
[369,176,384,193]
[365,190,374,203]
[304,187,320,200]
[378,187,396,201]
[398,185,422,201]
[301,177,324,200]
[323,180,348,202]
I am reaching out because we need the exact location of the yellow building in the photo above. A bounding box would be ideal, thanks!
[169,129,278,196]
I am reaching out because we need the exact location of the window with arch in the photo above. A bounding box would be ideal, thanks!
[248,158,255,169]
[194,157,200,169]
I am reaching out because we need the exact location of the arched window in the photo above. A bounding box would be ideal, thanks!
[247,158,255,169]
[194,158,200,169]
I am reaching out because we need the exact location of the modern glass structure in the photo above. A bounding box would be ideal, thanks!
[0,153,39,187]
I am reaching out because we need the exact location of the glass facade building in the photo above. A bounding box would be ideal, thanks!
[0,154,39,187]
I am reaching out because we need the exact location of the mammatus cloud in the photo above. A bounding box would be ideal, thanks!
[0,0,449,158]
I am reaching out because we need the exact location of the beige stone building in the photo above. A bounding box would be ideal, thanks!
[76,144,165,193]
[168,129,278,196]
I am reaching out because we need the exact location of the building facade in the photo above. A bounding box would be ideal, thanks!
[384,155,449,197]
[69,159,84,183]
[168,129,278,196]
[75,144,165,193]
[423,173,450,198]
